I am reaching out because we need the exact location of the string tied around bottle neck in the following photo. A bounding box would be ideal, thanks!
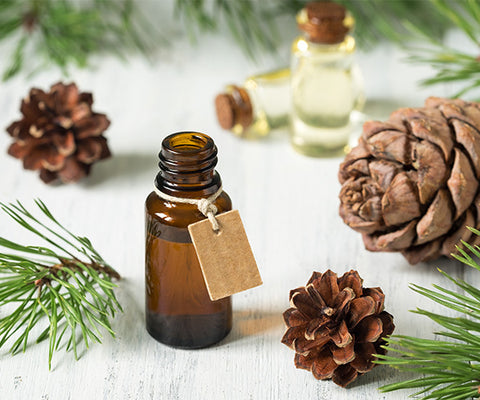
[154,184,223,232]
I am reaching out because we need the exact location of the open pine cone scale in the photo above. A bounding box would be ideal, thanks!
[6,82,111,184]
[339,97,480,264]
[282,270,394,387]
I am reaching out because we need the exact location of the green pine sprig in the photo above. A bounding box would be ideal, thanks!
[376,227,480,399]
[0,199,122,370]
[1,0,158,81]
[0,0,467,84]
[174,0,278,61]
[404,0,480,100]
[173,0,452,58]
[274,0,450,49]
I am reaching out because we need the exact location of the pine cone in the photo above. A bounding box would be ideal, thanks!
[339,97,480,264]
[6,82,111,184]
[281,270,394,387]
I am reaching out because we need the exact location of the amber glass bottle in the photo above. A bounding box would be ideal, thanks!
[145,132,232,348]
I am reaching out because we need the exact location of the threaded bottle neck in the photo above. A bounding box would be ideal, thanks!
[155,132,221,197]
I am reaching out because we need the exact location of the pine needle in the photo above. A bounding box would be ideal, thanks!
[404,0,480,100]
[174,0,278,61]
[0,0,466,84]
[1,0,159,81]
[0,199,122,370]
[274,0,450,49]
[376,233,480,399]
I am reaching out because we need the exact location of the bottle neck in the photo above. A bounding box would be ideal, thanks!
[155,132,222,197]
[294,35,356,57]
[296,2,353,45]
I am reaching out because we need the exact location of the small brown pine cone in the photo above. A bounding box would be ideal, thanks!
[6,82,111,184]
[339,97,480,264]
[281,270,394,388]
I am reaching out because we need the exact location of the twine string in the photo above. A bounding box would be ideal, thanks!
[154,185,223,232]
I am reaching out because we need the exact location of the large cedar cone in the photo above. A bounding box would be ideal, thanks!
[6,82,111,184]
[281,270,394,387]
[339,97,480,264]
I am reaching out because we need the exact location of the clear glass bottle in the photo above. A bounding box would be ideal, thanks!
[145,132,232,348]
[290,2,364,157]
[215,68,290,139]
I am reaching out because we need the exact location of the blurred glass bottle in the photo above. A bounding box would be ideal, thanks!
[290,1,364,157]
[215,68,290,139]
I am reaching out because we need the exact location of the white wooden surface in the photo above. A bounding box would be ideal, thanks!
[0,3,473,399]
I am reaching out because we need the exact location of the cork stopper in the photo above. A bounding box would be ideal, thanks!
[215,94,236,130]
[297,1,352,44]
[214,86,253,131]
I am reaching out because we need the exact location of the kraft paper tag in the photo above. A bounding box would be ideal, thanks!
[188,209,262,301]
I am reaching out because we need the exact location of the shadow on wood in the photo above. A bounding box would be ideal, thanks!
[81,152,158,187]
[362,98,415,121]
[220,309,284,345]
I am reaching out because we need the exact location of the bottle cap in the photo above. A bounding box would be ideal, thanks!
[297,1,353,44]
[214,86,253,131]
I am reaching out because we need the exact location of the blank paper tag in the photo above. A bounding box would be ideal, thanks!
[188,210,262,301]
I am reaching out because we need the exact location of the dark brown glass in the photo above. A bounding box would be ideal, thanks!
[145,132,232,348]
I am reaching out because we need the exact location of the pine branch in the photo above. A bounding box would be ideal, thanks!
[174,0,278,60]
[273,0,450,49]
[376,229,480,399]
[1,0,159,81]
[0,199,122,370]
[174,0,454,62]
[404,0,480,100]
[0,0,461,81]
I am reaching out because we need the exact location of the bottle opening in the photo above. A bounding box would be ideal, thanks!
[164,132,213,154]
[157,131,219,193]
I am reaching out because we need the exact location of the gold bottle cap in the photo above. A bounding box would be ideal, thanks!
[297,1,353,44]
[214,86,253,131]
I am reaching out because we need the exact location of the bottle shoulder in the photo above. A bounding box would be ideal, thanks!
[145,190,233,229]
[244,68,290,90]
[292,35,356,56]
